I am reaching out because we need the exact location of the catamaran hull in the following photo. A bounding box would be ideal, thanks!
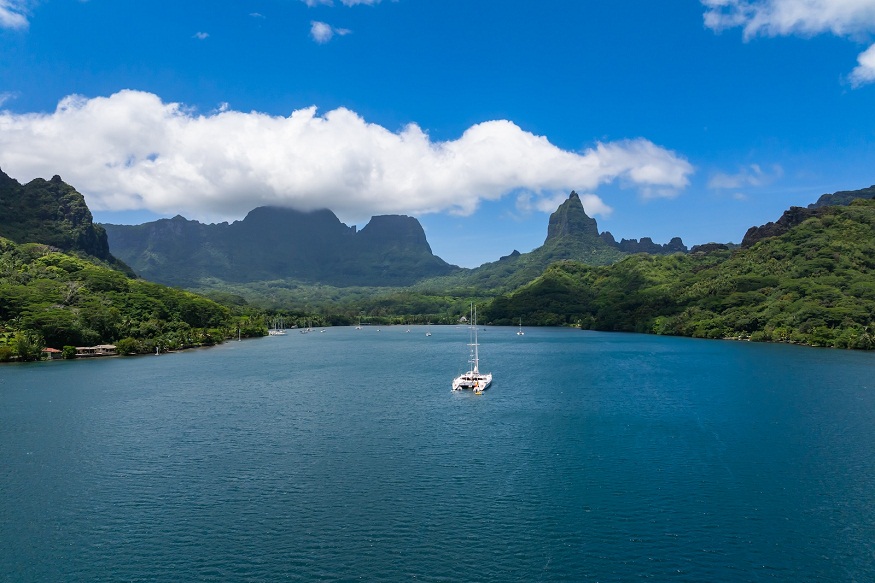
[452,373,493,392]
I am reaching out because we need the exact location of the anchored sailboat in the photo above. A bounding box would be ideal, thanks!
[452,304,492,393]
[268,317,287,336]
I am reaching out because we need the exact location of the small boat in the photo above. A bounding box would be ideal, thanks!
[452,304,492,393]
[356,315,362,330]
[517,318,525,336]
[426,322,432,337]
[268,318,287,336]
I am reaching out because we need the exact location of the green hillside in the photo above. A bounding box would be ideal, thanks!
[0,169,133,275]
[415,192,628,295]
[0,238,265,361]
[484,199,875,349]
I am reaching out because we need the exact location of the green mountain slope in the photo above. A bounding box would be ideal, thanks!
[484,199,875,349]
[0,237,265,360]
[416,192,631,294]
[0,169,133,276]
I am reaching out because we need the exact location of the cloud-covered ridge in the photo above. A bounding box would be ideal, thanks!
[0,90,693,223]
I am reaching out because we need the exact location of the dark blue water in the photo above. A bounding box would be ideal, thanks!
[2,327,874,581]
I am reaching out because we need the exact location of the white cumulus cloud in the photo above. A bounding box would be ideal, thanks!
[707,163,783,190]
[193,32,209,40]
[702,0,875,37]
[301,0,383,6]
[702,0,875,86]
[0,90,694,224]
[0,0,28,29]
[850,42,875,85]
[310,20,350,43]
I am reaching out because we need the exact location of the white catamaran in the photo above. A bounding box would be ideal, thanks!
[452,305,492,393]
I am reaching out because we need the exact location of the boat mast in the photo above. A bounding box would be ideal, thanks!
[472,304,480,374]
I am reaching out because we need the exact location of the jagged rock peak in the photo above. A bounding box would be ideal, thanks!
[545,191,600,243]
[741,206,823,248]
[0,169,133,274]
[808,185,875,209]
[599,231,617,246]
[616,236,688,255]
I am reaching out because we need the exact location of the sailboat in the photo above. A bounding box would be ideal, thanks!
[356,315,362,330]
[452,304,492,393]
[268,317,287,336]
[517,317,525,336]
[426,322,432,337]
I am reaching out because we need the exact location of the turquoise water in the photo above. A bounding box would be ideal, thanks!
[2,327,874,581]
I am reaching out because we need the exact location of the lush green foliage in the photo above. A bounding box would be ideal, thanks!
[415,234,626,296]
[190,277,490,326]
[0,238,268,360]
[0,170,134,275]
[484,200,875,349]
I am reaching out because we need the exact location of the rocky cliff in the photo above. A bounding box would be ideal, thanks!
[544,191,686,256]
[0,168,133,274]
[808,185,875,209]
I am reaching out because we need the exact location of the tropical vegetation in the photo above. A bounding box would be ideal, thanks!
[483,199,875,349]
[0,238,266,361]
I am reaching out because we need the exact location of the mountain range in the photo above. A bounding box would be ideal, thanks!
[2,166,875,353]
[102,191,688,292]
[102,207,455,287]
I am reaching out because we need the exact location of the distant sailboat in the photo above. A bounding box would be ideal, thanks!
[269,317,287,336]
[517,318,525,336]
[426,322,432,337]
[452,304,492,393]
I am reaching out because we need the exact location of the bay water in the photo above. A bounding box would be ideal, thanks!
[2,327,874,581]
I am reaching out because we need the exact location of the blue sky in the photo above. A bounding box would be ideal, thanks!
[1,0,874,267]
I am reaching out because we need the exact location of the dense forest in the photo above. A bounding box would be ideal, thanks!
[0,238,267,361]
[483,199,875,349]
